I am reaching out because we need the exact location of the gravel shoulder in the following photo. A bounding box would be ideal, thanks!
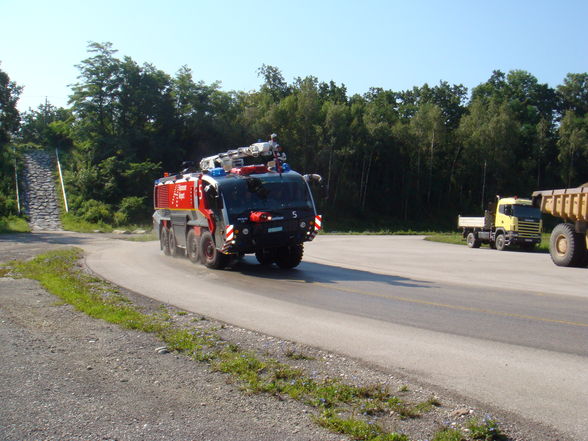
[0,233,569,441]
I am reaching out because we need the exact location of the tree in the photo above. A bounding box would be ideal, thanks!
[18,102,71,147]
[557,73,588,117]
[458,98,520,209]
[410,103,444,204]
[558,111,588,187]
[257,64,290,102]
[0,65,21,216]
[0,63,21,146]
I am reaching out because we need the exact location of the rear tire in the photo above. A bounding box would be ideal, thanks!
[550,223,586,267]
[169,229,180,257]
[199,231,228,269]
[275,244,304,269]
[495,233,506,251]
[187,229,200,263]
[466,232,481,248]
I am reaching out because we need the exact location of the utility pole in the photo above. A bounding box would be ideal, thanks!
[14,146,20,215]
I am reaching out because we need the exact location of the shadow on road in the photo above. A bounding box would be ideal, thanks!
[0,232,96,245]
[229,256,434,290]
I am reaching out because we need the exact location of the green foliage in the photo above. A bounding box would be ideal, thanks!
[77,199,112,223]
[114,196,147,226]
[61,212,112,233]
[315,412,409,441]
[0,215,30,233]
[467,416,504,440]
[432,427,465,441]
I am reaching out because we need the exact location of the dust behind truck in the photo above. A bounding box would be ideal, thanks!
[153,139,322,270]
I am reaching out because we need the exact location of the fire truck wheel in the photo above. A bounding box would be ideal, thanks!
[187,230,199,263]
[199,231,228,269]
[161,227,171,256]
[275,244,304,269]
[255,248,275,265]
[169,230,180,257]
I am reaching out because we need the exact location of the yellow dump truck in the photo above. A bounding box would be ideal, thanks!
[458,197,542,251]
[532,185,588,267]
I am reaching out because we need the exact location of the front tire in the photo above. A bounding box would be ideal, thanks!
[199,231,228,269]
[495,233,506,251]
[275,244,304,269]
[550,223,586,267]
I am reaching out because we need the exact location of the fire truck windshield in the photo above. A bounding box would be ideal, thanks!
[219,174,313,215]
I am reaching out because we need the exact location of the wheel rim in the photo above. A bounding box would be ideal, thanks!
[204,239,214,260]
[555,234,568,256]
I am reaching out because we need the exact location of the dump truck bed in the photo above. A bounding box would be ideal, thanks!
[457,216,487,229]
[532,185,588,222]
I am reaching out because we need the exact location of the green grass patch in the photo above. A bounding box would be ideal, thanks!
[0,215,30,233]
[61,213,114,233]
[467,416,505,440]
[315,411,409,441]
[60,212,152,236]
[425,232,550,253]
[432,427,466,441]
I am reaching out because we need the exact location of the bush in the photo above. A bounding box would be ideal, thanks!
[78,199,112,223]
[114,196,147,226]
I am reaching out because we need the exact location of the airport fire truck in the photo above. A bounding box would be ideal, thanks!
[153,140,323,269]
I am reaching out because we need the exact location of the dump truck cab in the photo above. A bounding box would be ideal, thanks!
[494,197,542,245]
[458,196,542,251]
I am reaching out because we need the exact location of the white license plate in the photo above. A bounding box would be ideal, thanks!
[268,226,283,233]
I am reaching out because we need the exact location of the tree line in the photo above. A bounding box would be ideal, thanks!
[1,42,587,229]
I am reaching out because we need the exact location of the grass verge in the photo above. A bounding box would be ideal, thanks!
[2,248,505,441]
[60,212,152,236]
[0,215,30,233]
[425,232,550,253]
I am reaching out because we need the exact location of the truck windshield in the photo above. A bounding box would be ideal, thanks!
[219,174,313,216]
[512,205,541,219]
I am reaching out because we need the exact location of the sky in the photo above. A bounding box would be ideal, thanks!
[1,0,587,112]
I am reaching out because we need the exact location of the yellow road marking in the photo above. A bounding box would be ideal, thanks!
[291,280,588,328]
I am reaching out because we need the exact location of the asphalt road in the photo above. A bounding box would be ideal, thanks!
[6,232,587,439]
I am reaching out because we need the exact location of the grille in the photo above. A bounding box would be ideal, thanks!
[156,186,169,208]
[518,221,540,237]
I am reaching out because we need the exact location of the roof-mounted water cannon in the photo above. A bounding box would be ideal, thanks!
[199,141,274,171]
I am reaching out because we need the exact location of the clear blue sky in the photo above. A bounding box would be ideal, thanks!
[2,0,587,112]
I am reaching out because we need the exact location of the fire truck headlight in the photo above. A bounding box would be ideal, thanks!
[299,221,307,229]
[242,228,250,235]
